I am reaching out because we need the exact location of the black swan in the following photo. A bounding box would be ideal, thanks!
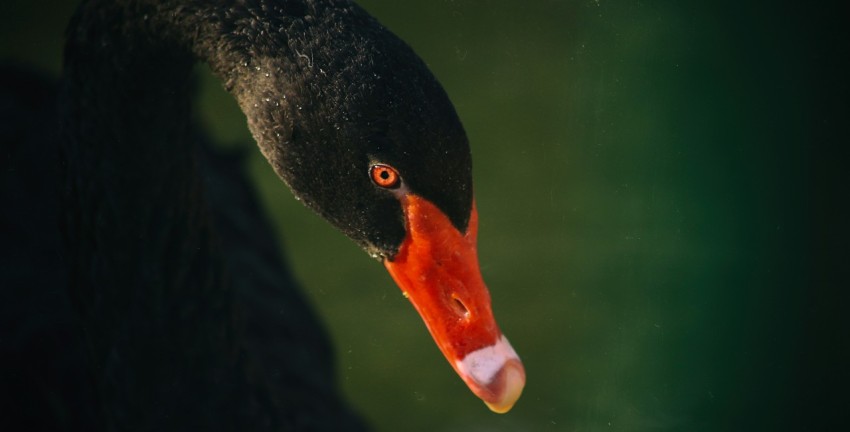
[1,0,524,428]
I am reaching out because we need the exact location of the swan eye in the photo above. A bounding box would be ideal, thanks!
[369,164,401,189]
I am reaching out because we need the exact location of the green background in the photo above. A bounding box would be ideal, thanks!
[2,1,839,430]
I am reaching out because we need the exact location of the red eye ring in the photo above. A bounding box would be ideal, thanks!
[369,164,401,189]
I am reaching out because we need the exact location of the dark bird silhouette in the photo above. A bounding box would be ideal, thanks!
[1,0,524,430]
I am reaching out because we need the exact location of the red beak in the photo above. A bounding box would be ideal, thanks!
[384,194,525,413]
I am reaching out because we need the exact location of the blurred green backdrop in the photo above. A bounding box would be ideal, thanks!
[2,0,837,431]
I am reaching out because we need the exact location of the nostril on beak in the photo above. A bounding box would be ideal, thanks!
[452,296,470,319]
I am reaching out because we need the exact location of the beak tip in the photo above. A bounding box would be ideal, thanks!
[483,359,526,414]
[456,335,526,413]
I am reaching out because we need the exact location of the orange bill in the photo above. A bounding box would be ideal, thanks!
[384,194,525,413]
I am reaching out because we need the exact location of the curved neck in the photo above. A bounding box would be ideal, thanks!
[60,0,309,166]
[58,0,329,236]
[60,0,375,202]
